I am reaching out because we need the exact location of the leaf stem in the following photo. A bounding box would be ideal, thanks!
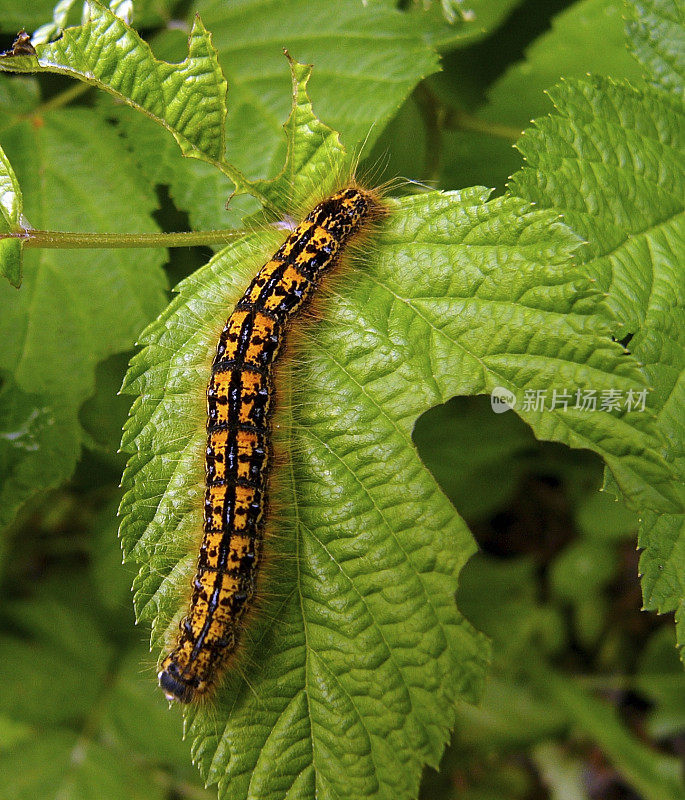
[7,228,242,249]
[413,82,521,183]
[413,84,446,185]
[33,82,91,115]
[448,110,522,142]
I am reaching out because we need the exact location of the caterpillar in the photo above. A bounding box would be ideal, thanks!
[158,184,384,703]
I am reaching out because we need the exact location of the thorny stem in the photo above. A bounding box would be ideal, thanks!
[4,229,242,249]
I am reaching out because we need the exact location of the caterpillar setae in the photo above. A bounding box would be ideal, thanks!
[158,184,384,703]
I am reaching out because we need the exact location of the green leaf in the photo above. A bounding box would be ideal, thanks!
[0,489,210,795]
[79,353,136,457]
[531,742,588,800]
[0,0,58,32]
[0,140,24,286]
[453,676,567,749]
[181,0,440,175]
[251,58,355,220]
[458,556,566,660]
[0,94,167,530]
[639,512,685,659]
[100,0,447,234]
[100,0,442,230]
[121,207,494,799]
[430,0,475,25]
[529,662,685,800]
[100,648,200,781]
[574,489,638,540]
[0,600,111,727]
[626,0,685,97]
[119,64,679,797]
[89,497,138,616]
[0,0,176,32]
[95,96,247,233]
[0,237,21,289]
[0,140,22,229]
[0,1,232,173]
[637,627,685,738]
[413,397,537,520]
[401,0,524,50]
[488,0,644,125]
[441,0,645,193]
[0,594,201,799]
[0,371,58,530]
[1,731,165,800]
[508,72,685,650]
[510,78,683,493]
[30,0,115,46]
[550,540,617,601]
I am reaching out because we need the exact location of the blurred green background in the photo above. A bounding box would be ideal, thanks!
[0,1,683,799]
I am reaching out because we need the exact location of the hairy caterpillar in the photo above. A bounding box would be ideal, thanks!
[158,185,384,703]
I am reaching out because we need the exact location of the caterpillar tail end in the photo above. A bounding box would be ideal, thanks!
[158,664,196,704]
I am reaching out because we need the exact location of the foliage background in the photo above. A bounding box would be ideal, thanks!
[0,1,683,799]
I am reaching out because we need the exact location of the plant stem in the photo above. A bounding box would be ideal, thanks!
[33,82,91,114]
[5,228,242,249]
[448,110,522,142]
[413,84,446,185]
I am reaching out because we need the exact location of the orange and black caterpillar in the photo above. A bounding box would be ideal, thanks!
[158,185,383,702]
